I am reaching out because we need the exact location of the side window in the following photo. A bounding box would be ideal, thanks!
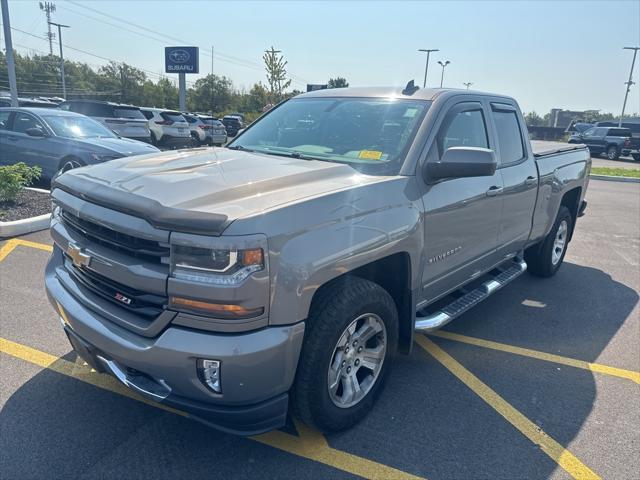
[12,113,45,134]
[0,111,11,130]
[142,110,154,120]
[493,110,525,164]
[437,108,488,156]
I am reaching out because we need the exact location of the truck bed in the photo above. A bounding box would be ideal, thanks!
[530,140,585,157]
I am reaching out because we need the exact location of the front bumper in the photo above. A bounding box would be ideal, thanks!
[45,251,305,435]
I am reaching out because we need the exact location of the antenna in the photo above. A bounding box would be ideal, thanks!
[402,79,419,96]
[39,1,56,55]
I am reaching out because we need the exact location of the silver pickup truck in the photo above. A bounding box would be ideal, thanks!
[46,86,590,435]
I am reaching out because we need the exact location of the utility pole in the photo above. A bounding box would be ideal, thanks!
[418,48,439,88]
[211,45,215,118]
[619,46,640,127]
[39,2,56,55]
[463,82,473,90]
[49,21,69,99]
[438,60,450,88]
[1,0,18,106]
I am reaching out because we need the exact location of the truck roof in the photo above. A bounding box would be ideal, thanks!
[298,86,512,102]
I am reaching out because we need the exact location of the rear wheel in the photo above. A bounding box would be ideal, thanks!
[292,276,398,432]
[606,145,619,160]
[525,206,573,277]
[632,153,640,161]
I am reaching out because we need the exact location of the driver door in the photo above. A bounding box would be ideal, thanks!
[420,101,503,304]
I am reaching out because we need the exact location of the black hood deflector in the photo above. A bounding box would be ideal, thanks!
[53,174,230,236]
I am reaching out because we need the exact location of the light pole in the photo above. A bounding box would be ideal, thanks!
[463,82,473,90]
[418,48,439,88]
[49,21,69,99]
[619,46,640,127]
[437,60,450,88]
[1,0,18,106]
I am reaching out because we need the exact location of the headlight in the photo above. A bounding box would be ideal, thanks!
[170,245,264,286]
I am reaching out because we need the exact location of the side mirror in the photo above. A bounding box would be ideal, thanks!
[25,127,47,137]
[424,147,497,182]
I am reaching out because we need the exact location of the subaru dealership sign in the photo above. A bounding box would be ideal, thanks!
[165,47,199,74]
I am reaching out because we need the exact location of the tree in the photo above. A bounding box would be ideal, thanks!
[187,74,234,113]
[263,47,292,103]
[524,111,544,126]
[328,77,349,88]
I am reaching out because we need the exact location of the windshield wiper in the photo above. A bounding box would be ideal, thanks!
[227,145,254,152]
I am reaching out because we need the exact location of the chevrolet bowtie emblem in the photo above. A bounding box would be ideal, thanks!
[67,243,91,269]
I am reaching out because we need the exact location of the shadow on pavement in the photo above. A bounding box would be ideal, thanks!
[1,262,637,479]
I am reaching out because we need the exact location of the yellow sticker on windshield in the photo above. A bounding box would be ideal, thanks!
[358,150,383,160]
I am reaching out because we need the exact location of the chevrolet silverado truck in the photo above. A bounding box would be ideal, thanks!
[46,86,590,435]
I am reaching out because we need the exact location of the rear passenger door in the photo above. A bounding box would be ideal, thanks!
[0,110,14,166]
[489,102,539,258]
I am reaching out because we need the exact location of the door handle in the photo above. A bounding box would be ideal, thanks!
[525,176,537,185]
[486,186,503,197]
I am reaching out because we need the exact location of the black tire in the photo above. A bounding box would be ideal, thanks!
[606,145,619,160]
[525,206,573,277]
[588,148,600,158]
[632,153,640,162]
[292,276,398,433]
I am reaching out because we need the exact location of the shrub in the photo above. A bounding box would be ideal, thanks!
[0,163,42,202]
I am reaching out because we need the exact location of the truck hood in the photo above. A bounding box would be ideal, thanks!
[55,148,383,234]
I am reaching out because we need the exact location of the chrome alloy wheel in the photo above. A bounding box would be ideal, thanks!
[327,313,387,409]
[551,220,568,265]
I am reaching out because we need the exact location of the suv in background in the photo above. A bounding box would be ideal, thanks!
[59,100,151,143]
[182,113,207,146]
[569,126,632,159]
[222,115,243,137]
[141,108,191,149]
[199,116,228,146]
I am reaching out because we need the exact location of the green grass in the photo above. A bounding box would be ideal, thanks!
[590,167,640,178]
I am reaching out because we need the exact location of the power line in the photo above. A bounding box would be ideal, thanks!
[61,0,308,85]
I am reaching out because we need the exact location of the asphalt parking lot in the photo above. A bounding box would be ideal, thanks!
[1,179,638,480]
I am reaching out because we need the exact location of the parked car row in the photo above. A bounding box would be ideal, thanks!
[568,125,640,160]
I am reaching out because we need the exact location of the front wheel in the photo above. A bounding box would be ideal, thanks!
[632,153,640,162]
[525,206,573,277]
[51,158,84,187]
[292,277,398,432]
[606,145,620,160]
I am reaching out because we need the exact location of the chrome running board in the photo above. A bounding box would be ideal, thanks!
[415,257,527,332]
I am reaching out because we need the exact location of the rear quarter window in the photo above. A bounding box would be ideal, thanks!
[493,110,525,164]
[608,128,631,137]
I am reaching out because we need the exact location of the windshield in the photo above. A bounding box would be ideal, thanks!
[43,115,117,139]
[229,97,429,174]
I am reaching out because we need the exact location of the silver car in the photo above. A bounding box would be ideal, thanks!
[199,116,228,146]
[59,100,151,143]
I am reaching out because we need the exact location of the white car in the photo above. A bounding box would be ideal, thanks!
[141,108,191,149]
[200,116,228,146]
[182,113,208,146]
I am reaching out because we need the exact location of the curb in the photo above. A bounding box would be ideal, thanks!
[589,174,640,183]
[0,187,51,238]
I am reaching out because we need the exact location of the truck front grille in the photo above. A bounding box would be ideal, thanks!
[67,263,166,319]
[60,209,169,263]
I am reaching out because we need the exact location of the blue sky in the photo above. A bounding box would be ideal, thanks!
[4,0,640,115]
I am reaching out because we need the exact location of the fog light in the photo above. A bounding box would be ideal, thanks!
[197,359,221,393]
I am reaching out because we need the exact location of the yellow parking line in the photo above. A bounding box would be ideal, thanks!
[415,336,600,480]
[429,330,640,385]
[0,238,52,262]
[0,337,423,480]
